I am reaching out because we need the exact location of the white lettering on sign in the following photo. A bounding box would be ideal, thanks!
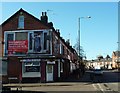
[47,61,55,64]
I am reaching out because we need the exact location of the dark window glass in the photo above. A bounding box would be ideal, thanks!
[62,45,64,55]
[29,33,33,50]
[26,66,40,72]
[7,34,14,50]
[44,33,47,50]
[34,32,42,52]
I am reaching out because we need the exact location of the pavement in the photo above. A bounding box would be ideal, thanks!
[2,69,120,92]
[3,69,114,87]
[2,72,89,88]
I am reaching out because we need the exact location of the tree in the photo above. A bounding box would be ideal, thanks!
[73,41,85,59]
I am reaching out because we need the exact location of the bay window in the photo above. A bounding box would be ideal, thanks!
[4,30,50,55]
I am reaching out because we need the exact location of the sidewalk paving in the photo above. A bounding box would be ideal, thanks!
[2,72,90,88]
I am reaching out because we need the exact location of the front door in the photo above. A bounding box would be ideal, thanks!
[46,64,53,81]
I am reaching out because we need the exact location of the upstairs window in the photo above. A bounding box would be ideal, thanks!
[61,45,64,55]
[34,31,42,52]
[18,15,24,29]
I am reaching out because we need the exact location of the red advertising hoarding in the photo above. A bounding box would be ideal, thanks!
[8,40,28,54]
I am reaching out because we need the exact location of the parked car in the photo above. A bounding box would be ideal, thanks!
[93,69,103,75]
[93,65,103,75]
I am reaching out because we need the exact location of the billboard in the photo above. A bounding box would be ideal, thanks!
[8,40,28,54]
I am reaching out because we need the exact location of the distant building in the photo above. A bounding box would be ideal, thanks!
[86,57,112,70]
[112,51,120,69]
[1,8,79,83]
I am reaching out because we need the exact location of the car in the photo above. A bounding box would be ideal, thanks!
[93,69,103,75]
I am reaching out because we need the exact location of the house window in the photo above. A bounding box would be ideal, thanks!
[15,32,28,40]
[60,43,62,54]
[34,31,42,52]
[7,34,14,50]
[61,45,64,55]
[5,33,14,55]
[54,36,59,54]
[15,32,28,55]
[44,33,47,50]
[18,15,24,29]
[29,33,33,50]
[60,62,63,73]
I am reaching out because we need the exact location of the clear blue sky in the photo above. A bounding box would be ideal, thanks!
[1,2,118,60]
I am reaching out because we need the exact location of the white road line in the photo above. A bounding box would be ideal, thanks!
[97,83,105,93]
[92,84,98,91]
[92,83,106,93]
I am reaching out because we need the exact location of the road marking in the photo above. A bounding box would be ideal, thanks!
[92,83,106,93]
[97,83,105,93]
[92,84,98,91]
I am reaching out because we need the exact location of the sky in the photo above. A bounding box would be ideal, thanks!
[0,2,118,60]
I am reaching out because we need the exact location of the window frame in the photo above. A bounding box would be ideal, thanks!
[4,32,15,55]
[4,30,51,56]
[18,15,24,29]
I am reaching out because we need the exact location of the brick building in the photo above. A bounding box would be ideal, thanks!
[112,51,120,69]
[1,8,79,83]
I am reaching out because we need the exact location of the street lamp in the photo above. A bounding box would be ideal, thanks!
[78,16,91,61]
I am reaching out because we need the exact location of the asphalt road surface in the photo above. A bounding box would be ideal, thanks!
[2,70,120,93]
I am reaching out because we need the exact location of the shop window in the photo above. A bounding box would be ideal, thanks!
[25,62,40,72]
[18,15,24,29]
[26,66,40,72]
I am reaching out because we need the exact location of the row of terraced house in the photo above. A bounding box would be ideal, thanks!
[0,8,79,83]
[86,51,120,70]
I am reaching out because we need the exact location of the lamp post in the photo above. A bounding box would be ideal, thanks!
[78,16,91,61]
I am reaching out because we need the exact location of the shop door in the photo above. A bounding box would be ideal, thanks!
[46,65,53,81]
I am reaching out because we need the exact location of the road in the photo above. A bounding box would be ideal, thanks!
[2,70,120,93]
[87,70,120,93]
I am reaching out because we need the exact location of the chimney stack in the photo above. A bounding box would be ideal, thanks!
[41,12,48,24]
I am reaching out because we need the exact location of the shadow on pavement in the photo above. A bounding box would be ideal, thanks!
[63,70,120,83]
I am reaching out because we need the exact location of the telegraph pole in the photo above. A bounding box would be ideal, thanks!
[78,17,80,59]
[78,16,91,62]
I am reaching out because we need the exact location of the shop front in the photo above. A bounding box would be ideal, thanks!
[19,56,63,82]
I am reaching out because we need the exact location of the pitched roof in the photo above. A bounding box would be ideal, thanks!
[113,51,120,57]
[1,8,55,30]
[1,8,77,56]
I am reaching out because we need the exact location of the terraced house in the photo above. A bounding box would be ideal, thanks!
[1,8,79,83]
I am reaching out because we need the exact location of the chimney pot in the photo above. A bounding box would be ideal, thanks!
[45,12,47,16]
[41,11,48,24]
[42,12,44,16]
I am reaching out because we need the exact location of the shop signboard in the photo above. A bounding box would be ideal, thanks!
[8,40,28,54]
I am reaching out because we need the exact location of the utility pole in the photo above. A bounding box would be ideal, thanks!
[78,16,91,63]
[78,18,80,59]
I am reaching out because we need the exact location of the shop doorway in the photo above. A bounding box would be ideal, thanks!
[46,64,53,81]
